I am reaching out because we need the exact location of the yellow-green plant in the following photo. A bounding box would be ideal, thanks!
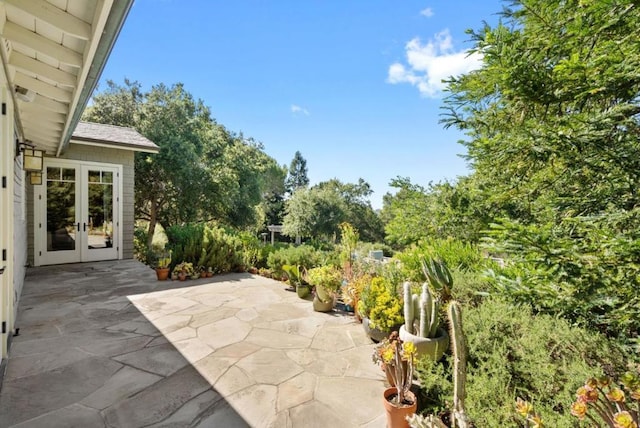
[172,262,194,276]
[156,250,171,269]
[339,222,359,278]
[365,277,403,331]
[306,265,342,304]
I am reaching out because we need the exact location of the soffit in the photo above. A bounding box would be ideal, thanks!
[0,0,132,157]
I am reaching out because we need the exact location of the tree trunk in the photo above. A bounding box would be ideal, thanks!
[146,198,158,250]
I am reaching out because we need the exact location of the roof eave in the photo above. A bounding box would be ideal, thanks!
[70,136,160,154]
[56,0,135,157]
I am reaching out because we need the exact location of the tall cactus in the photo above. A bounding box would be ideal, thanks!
[408,300,470,428]
[403,282,415,334]
[448,301,469,428]
[404,281,440,338]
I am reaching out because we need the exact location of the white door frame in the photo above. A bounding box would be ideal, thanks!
[34,158,123,266]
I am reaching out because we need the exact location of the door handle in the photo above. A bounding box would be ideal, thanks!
[83,223,87,232]
[77,223,80,232]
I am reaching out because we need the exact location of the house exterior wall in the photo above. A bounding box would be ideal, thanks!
[13,154,26,325]
[1,82,18,360]
[26,144,135,265]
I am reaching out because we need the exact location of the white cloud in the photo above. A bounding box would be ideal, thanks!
[420,7,434,18]
[291,104,310,116]
[387,29,483,98]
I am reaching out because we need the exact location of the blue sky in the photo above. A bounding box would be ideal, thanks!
[98,0,505,209]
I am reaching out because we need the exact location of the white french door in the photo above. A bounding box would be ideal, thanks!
[35,159,121,266]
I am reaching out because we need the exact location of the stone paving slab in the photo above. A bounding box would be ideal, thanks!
[0,260,387,427]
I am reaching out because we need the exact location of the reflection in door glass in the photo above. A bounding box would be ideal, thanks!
[46,167,76,251]
[88,170,114,250]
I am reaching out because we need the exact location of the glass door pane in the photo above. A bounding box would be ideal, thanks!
[81,165,118,262]
[87,170,113,250]
[46,166,77,252]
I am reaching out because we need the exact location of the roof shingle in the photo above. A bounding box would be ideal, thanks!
[71,122,159,153]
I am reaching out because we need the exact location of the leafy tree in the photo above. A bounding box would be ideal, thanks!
[282,186,346,241]
[442,0,640,341]
[258,161,287,227]
[315,178,384,242]
[285,150,309,194]
[84,80,277,245]
[382,176,490,247]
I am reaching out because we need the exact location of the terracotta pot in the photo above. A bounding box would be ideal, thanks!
[399,325,449,362]
[178,272,187,281]
[155,267,170,281]
[200,271,207,278]
[206,271,213,277]
[383,387,417,428]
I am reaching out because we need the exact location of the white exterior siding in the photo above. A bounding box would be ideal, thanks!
[13,154,26,325]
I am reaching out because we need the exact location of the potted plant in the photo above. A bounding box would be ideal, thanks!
[373,331,417,428]
[399,258,452,361]
[359,277,404,342]
[173,262,194,281]
[399,282,449,362]
[206,266,214,277]
[191,266,201,280]
[283,264,310,298]
[306,265,342,312]
[154,250,171,281]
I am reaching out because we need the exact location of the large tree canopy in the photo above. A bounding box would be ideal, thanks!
[441,0,640,340]
[83,80,282,243]
[282,178,383,242]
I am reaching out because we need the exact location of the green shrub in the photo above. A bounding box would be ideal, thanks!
[165,223,206,268]
[255,243,287,269]
[395,239,488,283]
[266,245,322,278]
[415,298,628,427]
[165,223,253,274]
[450,268,491,306]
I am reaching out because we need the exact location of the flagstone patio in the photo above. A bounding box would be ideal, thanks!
[0,260,387,427]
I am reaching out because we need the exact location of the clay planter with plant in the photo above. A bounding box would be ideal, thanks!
[155,250,172,281]
[399,282,449,362]
[358,277,404,342]
[283,264,310,299]
[400,258,454,362]
[173,262,194,281]
[374,331,417,428]
[306,265,342,312]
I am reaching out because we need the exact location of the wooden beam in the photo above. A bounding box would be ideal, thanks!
[14,72,73,103]
[2,21,83,67]
[3,0,92,40]
[9,52,77,87]
[32,94,68,114]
